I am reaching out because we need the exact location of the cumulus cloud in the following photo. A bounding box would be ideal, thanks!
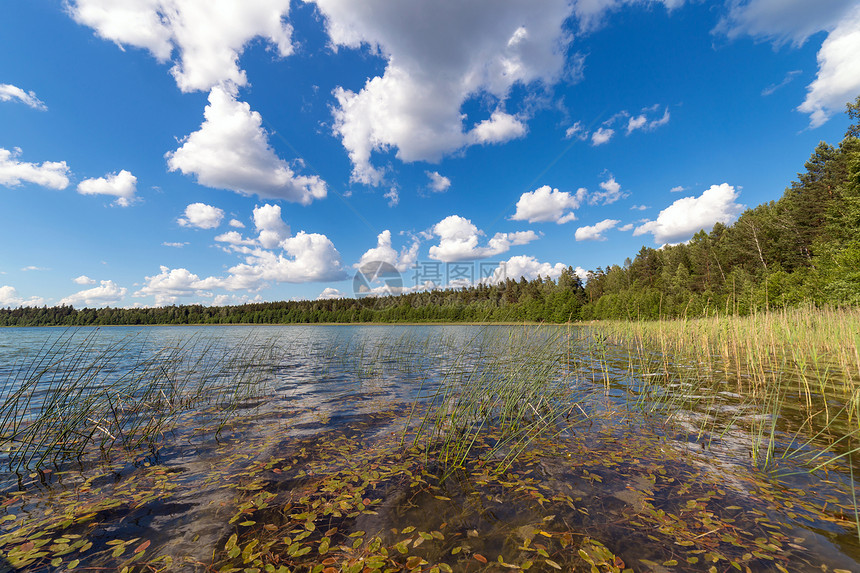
[67,0,294,93]
[73,275,96,285]
[797,6,860,128]
[589,176,626,205]
[494,255,568,282]
[59,280,127,307]
[715,0,860,127]
[135,266,222,306]
[166,85,327,204]
[591,127,614,146]
[178,202,224,229]
[253,203,290,248]
[315,0,573,184]
[575,219,620,241]
[428,215,539,262]
[0,285,45,308]
[139,202,346,303]
[511,185,587,224]
[470,111,527,144]
[77,169,138,206]
[224,232,348,287]
[0,147,70,190]
[317,287,345,300]
[356,230,419,273]
[619,223,634,231]
[0,84,47,110]
[163,241,189,248]
[229,218,245,228]
[426,171,451,193]
[214,230,257,246]
[670,185,687,193]
[634,182,744,244]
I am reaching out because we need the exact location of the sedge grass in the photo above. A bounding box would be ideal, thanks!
[0,329,278,472]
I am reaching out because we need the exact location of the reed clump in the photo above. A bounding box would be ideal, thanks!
[0,329,278,472]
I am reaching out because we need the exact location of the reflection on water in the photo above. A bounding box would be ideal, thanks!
[0,324,858,572]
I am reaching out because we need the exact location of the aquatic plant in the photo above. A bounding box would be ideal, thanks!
[0,329,278,473]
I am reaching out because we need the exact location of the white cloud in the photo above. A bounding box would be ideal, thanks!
[163,241,189,248]
[626,107,670,134]
[589,176,626,205]
[224,231,348,287]
[426,171,452,193]
[73,275,96,285]
[253,203,290,248]
[229,218,245,228]
[77,169,138,206]
[619,223,634,231]
[634,182,744,244]
[715,0,854,46]
[428,215,539,262]
[214,230,257,246]
[384,187,399,207]
[356,230,419,273]
[0,84,47,110]
[762,69,802,96]
[494,255,568,282]
[135,266,222,306]
[178,202,224,229]
[315,0,573,184]
[575,219,620,241]
[670,185,686,193]
[0,285,45,308]
[511,185,587,224]
[0,147,70,190]
[317,287,345,300]
[797,5,860,127]
[591,127,614,146]
[715,0,860,128]
[470,111,528,144]
[565,121,589,140]
[67,0,294,93]
[21,266,49,272]
[59,280,127,307]
[630,204,648,211]
[573,0,685,33]
[166,85,327,204]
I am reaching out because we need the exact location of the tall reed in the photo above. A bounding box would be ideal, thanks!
[0,329,278,472]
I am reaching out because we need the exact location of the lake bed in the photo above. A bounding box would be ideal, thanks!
[0,323,858,572]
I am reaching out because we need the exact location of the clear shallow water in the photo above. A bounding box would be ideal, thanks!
[0,325,858,572]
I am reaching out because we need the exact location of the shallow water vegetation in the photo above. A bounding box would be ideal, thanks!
[0,330,279,474]
[2,321,860,571]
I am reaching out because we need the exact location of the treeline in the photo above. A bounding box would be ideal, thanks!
[0,276,588,326]
[2,98,859,327]
[581,97,860,319]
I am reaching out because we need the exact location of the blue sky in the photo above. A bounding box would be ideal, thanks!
[2,0,859,308]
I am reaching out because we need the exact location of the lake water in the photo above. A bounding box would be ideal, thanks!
[0,324,858,572]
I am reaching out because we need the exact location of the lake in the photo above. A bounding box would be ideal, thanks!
[0,323,858,572]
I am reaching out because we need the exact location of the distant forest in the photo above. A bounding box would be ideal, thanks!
[3,98,859,327]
